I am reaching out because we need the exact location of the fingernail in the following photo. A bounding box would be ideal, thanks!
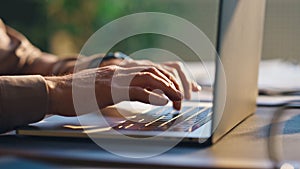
[173,101,181,110]
[197,85,202,91]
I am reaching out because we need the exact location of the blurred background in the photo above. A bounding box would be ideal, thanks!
[0,0,299,63]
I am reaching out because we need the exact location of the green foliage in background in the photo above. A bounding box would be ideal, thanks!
[0,0,186,56]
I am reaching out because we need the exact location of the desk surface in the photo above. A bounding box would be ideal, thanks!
[0,107,299,168]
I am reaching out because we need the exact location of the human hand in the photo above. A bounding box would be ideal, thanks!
[118,59,201,99]
[60,53,201,100]
[45,65,183,116]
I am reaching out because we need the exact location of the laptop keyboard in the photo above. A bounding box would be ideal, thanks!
[113,106,212,132]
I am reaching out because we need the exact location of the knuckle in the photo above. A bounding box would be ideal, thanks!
[170,68,178,75]
[142,88,149,93]
[137,72,153,80]
[145,66,157,73]
[174,61,183,68]
[105,65,119,72]
[143,72,155,80]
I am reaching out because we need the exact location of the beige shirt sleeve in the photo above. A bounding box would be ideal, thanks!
[0,75,48,133]
[0,18,83,76]
[0,18,107,76]
[0,18,106,133]
[0,19,50,133]
[0,18,54,133]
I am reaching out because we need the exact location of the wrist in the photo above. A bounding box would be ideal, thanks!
[100,58,123,67]
[89,52,131,68]
[45,76,64,115]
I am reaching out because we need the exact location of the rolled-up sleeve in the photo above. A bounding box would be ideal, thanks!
[0,18,76,76]
[0,18,105,133]
[0,75,48,133]
[0,18,44,75]
[0,19,49,133]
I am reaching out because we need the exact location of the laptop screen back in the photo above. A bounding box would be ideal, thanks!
[212,0,266,143]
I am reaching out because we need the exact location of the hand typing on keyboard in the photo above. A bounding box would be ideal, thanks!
[46,64,201,117]
[119,59,202,99]
[0,19,202,134]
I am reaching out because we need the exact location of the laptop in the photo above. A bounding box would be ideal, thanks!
[17,0,266,147]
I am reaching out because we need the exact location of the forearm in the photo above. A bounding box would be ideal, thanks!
[0,19,76,76]
[2,27,109,76]
[0,75,48,133]
[1,25,60,76]
[0,19,124,76]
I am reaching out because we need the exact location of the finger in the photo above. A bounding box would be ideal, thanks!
[116,72,183,101]
[133,72,183,101]
[140,67,178,90]
[152,65,181,92]
[149,87,182,110]
[173,101,181,110]
[118,60,182,93]
[151,88,165,95]
[163,62,192,99]
[118,66,181,92]
[129,87,169,106]
[192,81,202,91]
[115,67,176,91]
[161,65,183,92]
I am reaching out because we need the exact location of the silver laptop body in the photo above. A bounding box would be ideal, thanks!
[17,0,266,146]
